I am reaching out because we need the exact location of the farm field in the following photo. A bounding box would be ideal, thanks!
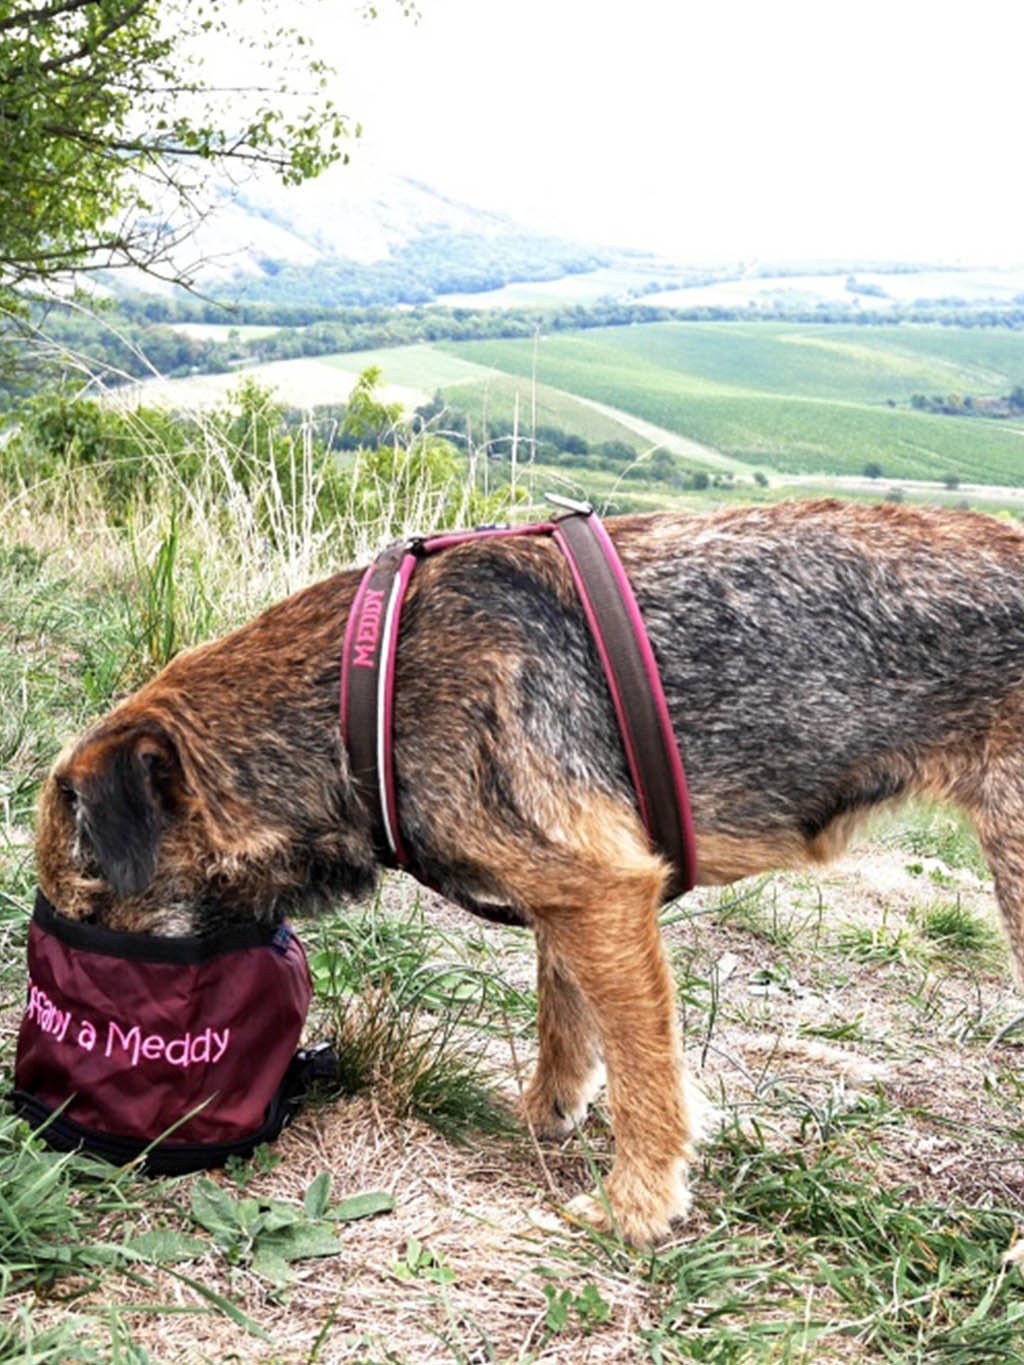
[435,370,730,463]
[113,354,431,412]
[439,323,1024,484]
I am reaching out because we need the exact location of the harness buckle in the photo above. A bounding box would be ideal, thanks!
[544,492,594,517]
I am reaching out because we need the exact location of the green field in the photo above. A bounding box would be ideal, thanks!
[439,323,1024,484]
[313,347,696,463]
[439,372,672,448]
[318,342,495,390]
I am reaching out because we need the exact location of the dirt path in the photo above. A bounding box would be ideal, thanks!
[777,471,1024,503]
[566,394,751,474]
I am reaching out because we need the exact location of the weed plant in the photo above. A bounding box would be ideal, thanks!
[917,898,1000,960]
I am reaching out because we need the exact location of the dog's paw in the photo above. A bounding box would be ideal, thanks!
[564,1162,692,1248]
[564,1190,617,1235]
[523,1061,604,1140]
[522,1088,589,1140]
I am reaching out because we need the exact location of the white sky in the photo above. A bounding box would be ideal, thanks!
[292,0,1024,264]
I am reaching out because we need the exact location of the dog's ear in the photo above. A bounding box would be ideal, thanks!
[71,726,185,897]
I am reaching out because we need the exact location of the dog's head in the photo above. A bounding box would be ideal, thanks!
[37,698,378,936]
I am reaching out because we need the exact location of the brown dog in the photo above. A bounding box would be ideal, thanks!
[36,500,1024,1244]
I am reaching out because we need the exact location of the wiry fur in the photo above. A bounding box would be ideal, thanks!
[35,500,1024,1244]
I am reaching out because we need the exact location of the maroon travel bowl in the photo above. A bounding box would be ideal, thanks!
[12,889,320,1174]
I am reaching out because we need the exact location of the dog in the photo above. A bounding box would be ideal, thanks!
[35,499,1024,1245]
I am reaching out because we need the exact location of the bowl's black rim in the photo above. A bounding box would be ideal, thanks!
[32,888,285,964]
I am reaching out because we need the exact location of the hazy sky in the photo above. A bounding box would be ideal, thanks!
[308,0,1023,264]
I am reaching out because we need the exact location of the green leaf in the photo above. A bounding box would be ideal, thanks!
[262,1224,343,1262]
[234,1196,266,1235]
[332,1190,395,1223]
[304,1171,332,1219]
[190,1178,242,1240]
[544,1286,571,1333]
[258,1199,304,1233]
[422,1263,457,1285]
[250,1248,297,1288]
[123,1229,209,1265]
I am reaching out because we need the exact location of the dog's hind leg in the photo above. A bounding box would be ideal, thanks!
[969,812,1024,992]
[955,709,1024,992]
[523,925,604,1139]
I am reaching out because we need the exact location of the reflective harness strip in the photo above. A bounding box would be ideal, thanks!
[339,507,696,900]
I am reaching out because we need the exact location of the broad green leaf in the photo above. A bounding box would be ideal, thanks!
[333,1190,394,1223]
[262,1224,343,1262]
[190,1178,242,1241]
[304,1171,332,1219]
[258,1199,304,1233]
[250,1248,297,1288]
[123,1229,209,1264]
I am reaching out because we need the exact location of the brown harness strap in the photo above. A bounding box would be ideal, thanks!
[553,512,695,900]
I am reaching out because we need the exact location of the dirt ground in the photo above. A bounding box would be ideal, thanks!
[9,826,1024,1363]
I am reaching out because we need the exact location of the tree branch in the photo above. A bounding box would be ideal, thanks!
[37,120,308,169]
[0,0,99,35]
[33,0,150,75]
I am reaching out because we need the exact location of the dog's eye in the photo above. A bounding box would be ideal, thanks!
[57,779,79,813]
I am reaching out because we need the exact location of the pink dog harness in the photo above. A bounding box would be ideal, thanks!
[340,503,697,901]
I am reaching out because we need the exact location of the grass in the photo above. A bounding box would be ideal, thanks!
[308,895,518,1140]
[2,403,1024,1359]
[916,900,1000,957]
[691,1120,1024,1362]
[887,800,990,879]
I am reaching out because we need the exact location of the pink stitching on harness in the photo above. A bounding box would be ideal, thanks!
[339,568,374,747]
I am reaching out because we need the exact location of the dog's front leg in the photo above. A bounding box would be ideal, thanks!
[523,924,604,1139]
[538,876,699,1247]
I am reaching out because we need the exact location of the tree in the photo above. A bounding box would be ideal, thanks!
[0,0,358,302]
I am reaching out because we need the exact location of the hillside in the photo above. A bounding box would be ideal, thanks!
[111,162,638,307]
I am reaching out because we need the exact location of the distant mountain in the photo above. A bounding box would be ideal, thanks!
[117,162,632,307]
